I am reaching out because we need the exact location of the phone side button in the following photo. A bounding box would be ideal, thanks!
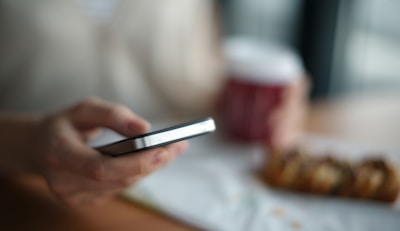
[132,139,146,150]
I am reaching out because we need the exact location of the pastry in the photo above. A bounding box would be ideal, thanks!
[262,149,400,203]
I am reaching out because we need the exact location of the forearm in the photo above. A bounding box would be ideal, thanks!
[0,112,43,175]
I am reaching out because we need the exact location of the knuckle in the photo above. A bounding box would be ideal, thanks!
[102,106,116,119]
[43,136,63,167]
[104,104,126,118]
[72,97,100,113]
[87,159,108,181]
[71,102,86,114]
[113,104,130,114]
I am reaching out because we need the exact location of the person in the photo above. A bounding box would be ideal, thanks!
[0,0,308,206]
[0,0,222,206]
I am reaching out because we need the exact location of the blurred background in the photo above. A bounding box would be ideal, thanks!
[219,0,400,99]
[1,1,400,230]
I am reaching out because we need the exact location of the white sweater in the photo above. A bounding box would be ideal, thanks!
[0,0,223,119]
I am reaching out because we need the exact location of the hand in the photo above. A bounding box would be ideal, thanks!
[28,98,187,206]
[266,77,309,150]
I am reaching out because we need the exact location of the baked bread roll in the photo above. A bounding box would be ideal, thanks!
[262,149,400,203]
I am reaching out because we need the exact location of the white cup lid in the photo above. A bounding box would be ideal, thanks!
[224,37,304,84]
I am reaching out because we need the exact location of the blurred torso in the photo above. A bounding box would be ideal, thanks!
[0,0,222,119]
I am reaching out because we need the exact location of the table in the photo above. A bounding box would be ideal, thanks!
[306,93,400,148]
[1,93,400,231]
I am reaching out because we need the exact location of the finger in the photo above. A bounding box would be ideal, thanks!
[93,141,188,182]
[266,106,304,150]
[280,84,305,109]
[270,125,302,150]
[52,139,169,184]
[81,127,102,142]
[67,97,150,137]
[54,121,187,183]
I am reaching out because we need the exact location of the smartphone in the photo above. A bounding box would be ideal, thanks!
[95,117,216,157]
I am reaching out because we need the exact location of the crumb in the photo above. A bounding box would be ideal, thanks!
[271,208,285,217]
[291,220,302,229]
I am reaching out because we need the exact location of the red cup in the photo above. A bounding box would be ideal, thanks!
[219,38,304,142]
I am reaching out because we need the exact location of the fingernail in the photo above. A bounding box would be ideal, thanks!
[152,150,167,165]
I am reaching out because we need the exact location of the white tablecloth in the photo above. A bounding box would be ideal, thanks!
[92,122,400,231]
